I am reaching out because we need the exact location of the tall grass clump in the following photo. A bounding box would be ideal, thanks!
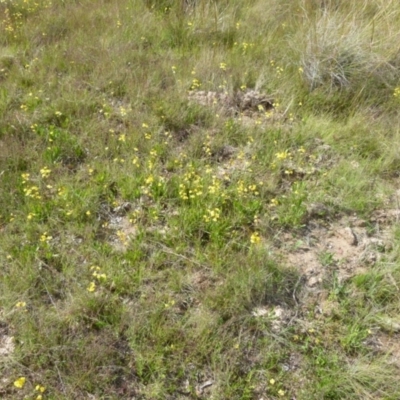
[285,0,400,112]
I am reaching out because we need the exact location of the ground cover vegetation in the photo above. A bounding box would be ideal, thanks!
[2,0,400,398]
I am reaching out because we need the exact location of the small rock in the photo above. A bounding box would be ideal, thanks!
[271,306,290,332]
[316,144,332,152]
[252,307,268,317]
[196,380,214,396]
[339,227,358,246]
[0,335,14,356]
[216,145,236,161]
[307,276,321,287]
[113,202,132,215]
[318,299,339,317]
[351,218,367,227]
[236,90,274,112]
[362,251,378,264]
[376,316,400,333]
[307,203,330,218]
[364,237,386,250]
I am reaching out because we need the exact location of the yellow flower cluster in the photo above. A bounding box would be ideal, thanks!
[14,377,26,388]
[40,232,52,243]
[87,281,96,292]
[190,78,201,90]
[275,66,284,77]
[202,135,212,157]
[250,232,261,244]
[179,167,203,200]
[140,173,164,197]
[164,299,175,308]
[269,378,285,396]
[87,266,107,292]
[129,209,141,224]
[270,198,279,207]
[203,207,221,223]
[236,180,259,197]
[57,186,67,197]
[91,266,107,281]
[234,41,255,55]
[23,185,41,199]
[275,150,291,160]
[132,155,140,167]
[40,166,51,178]
[142,123,152,140]
[13,376,46,399]
[147,148,158,169]
[21,173,30,183]
[35,385,46,397]
[21,173,42,199]
[116,230,129,246]
[207,175,222,195]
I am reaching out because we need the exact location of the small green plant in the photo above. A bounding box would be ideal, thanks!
[319,251,335,267]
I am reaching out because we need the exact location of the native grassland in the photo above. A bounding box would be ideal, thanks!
[2,0,400,398]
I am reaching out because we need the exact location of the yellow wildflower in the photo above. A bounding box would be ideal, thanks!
[87,282,96,292]
[275,151,290,160]
[250,232,261,244]
[40,167,51,178]
[14,377,26,388]
[35,385,46,392]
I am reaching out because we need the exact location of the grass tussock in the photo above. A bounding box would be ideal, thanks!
[1,0,400,399]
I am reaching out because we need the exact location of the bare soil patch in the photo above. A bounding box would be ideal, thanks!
[188,89,284,125]
[276,214,394,297]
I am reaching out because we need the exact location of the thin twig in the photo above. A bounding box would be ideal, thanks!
[55,364,67,396]
[38,275,60,316]
[150,240,211,270]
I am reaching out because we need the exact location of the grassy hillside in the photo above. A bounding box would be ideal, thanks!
[2,0,400,398]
